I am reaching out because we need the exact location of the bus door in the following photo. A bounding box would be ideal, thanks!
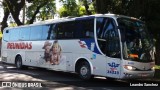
[105,29,121,78]
[96,17,121,78]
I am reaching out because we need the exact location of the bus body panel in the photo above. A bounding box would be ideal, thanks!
[1,14,155,80]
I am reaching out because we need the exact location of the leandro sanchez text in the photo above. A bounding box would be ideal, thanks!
[130,83,158,87]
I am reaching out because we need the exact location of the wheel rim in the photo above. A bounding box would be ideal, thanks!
[80,66,88,76]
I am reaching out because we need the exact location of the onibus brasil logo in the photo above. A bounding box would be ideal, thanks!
[107,62,120,74]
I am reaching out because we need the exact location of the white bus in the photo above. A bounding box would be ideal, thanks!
[1,14,156,80]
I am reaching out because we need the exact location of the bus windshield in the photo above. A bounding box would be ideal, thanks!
[117,18,155,62]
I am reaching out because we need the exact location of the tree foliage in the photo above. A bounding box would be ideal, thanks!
[26,0,56,24]
[58,0,95,17]
[1,0,55,32]
[58,0,79,17]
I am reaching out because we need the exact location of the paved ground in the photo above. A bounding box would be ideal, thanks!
[0,58,160,90]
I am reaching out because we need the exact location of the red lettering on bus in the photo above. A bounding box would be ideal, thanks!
[7,42,32,50]
[10,43,13,49]
[21,43,25,49]
[28,42,32,49]
[7,43,10,49]
[15,43,20,49]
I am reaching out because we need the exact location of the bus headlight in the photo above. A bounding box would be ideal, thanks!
[124,65,136,71]
[151,66,155,70]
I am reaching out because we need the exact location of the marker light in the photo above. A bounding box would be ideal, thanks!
[128,54,138,58]
[124,65,136,71]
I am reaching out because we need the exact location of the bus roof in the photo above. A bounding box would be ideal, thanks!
[4,14,140,30]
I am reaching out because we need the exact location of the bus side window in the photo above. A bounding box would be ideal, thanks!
[57,23,65,39]
[19,27,30,41]
[42,25,50,40]
[50,24,57,39]
[74,22,85,38]
[75,19,94,38]
[3,30,10,41]
[10,28,20,41]
[43,24,57,40]
[85,20,94,38]
[57,21,75,39]
[30,26,42,40]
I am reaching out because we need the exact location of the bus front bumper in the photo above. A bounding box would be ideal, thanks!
[120,70,155,79]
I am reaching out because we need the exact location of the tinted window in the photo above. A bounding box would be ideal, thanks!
[19,27,30,40]
[30,26,42,40]
[97,18,116,39]
[75,18,94,38]
[57,21,74,39]
[57,18,94,39]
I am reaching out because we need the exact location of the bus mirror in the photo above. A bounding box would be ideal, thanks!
[6,30,9,33]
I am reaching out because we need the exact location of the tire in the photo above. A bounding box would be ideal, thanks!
[78,61,93,80]
[15,56,23,69]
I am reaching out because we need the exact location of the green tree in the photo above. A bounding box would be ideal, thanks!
[58,0,95,17]
[1,0,55,33]
[26,0,56,24]
[58,6,70,17]
[5,0,25,25]
[79,6,86,16]
[59,0,79,17]
[79,0,92,15]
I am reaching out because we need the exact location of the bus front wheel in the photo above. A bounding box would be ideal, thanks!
[78,61,92,80]
[15,56,23,69]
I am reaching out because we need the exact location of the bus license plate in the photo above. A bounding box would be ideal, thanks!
[141,73,148,77]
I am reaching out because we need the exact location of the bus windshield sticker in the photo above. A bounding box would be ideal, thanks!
[91,43,95,51]
[78,41,87,48]
[92,54,96,59]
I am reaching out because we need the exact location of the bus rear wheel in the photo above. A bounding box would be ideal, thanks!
[15,56,23,69]
[78,61,92,80]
